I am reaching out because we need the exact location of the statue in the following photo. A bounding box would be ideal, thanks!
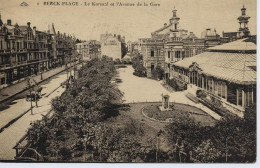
[159,93,172,111]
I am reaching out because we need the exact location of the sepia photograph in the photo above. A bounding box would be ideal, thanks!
[0,0,258,166]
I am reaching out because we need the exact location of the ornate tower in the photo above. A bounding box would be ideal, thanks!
[0,12,3,26]
[237,4,250,38]
[169,6,180,31]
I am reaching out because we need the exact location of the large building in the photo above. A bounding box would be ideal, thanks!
[100,33,126,60]
[139,7,223,78]
[139,5,250,79]
[0,14,76,89]
[76,40,101,61]
[126,41,139,54]
[172,37,256,117]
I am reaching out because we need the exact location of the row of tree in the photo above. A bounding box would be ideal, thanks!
[26,56,162,162]
[27,56,125,161]
[26,55,256,162]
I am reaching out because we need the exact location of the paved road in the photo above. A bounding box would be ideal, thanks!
[0,71,71,160]
[117,66,221,120]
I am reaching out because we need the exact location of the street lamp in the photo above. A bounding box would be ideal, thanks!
[26,78,33,115]
[40,71,43,80]
[156,129,163,162]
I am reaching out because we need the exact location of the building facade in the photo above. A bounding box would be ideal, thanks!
[100,33,126,60]
[172,38,256,117]
[139,7,223,78]
[0,14,76,89]
[76,40,101,61]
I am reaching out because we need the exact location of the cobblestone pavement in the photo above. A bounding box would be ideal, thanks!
[117,66,221,120]
[0,72,68,160]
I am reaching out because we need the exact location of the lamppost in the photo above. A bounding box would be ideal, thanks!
[69,54,72,77]
[65,58,69,80]
[156,129,163,162]
[26,78,33,115]
[40,71,43,80]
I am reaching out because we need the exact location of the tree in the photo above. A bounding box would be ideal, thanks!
[132,53,146,77]
[26,56,123,161]
[192,139,221,163]
[114,58,121,64]
[151,66,164,80]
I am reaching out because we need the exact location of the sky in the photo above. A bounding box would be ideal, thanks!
[0,0,257,41]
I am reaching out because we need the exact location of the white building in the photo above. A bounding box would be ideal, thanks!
[100,34,124,60]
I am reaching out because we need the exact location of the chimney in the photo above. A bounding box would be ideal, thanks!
[7,19,11,26]
[27,22,31,27]
[164,23,167,27]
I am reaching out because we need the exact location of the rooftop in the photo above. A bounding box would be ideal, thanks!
[173,51,256,85]
[207,38,256,51]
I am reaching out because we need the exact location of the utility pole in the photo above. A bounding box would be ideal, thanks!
[156,129,163,162]
[40,71,43,80]
[225,137,228,163]
[225,118,228,163]
[31,78,39,108]
[26,78,33,115]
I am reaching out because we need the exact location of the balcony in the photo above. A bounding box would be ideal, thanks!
[0,64,11,69]
[0,49,12,54]
[171,58,182,62]
[0,58,50,70]
[166,37,183,43]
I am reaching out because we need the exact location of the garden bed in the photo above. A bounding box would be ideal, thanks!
[142,103,216,127]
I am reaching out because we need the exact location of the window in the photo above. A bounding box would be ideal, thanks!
[186,49,190,58]
[246,88,253,106]
[237,89,242,106]
[151,63,154,71]
[218,82,222,97]
[7,42,10,49]
[175,24,177,29]
[151,50,154,57]
[168,51,170,58]
[221,83,226,99]
[17,42,20,50]
[207,79,213,93]
[1,77,5,85]
[157,49,161,56]
[175,51,181,59]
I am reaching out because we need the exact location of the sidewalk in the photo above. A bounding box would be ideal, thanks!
[0,64,74,103]
[0,83,66,160]
[0,72,69,132]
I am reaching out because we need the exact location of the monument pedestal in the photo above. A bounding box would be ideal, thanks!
[159,94,173,111]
